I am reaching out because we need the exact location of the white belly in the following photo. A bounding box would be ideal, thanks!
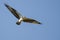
[18,18,23,22]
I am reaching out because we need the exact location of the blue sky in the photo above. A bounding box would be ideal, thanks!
[0,0,60,40]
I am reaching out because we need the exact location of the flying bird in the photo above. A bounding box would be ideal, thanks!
[4,4,41,25]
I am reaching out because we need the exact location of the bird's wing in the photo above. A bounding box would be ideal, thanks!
[23,17,41,24]
[4,3,22,19]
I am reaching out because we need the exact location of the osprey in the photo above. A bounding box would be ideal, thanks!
[4,4,41,25]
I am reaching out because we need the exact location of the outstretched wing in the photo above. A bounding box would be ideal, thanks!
[4,3,22,19]
[23,17,41,24]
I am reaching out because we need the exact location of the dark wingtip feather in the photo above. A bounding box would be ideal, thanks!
[4,3,9,7]
[37,22,42,24]
[35,20,42,24]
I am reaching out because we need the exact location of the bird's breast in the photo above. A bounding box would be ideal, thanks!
[18,18,23,22]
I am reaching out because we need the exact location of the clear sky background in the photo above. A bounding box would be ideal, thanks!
[0,0,60,40]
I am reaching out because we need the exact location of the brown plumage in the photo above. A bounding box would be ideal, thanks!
[4,3,41,25]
